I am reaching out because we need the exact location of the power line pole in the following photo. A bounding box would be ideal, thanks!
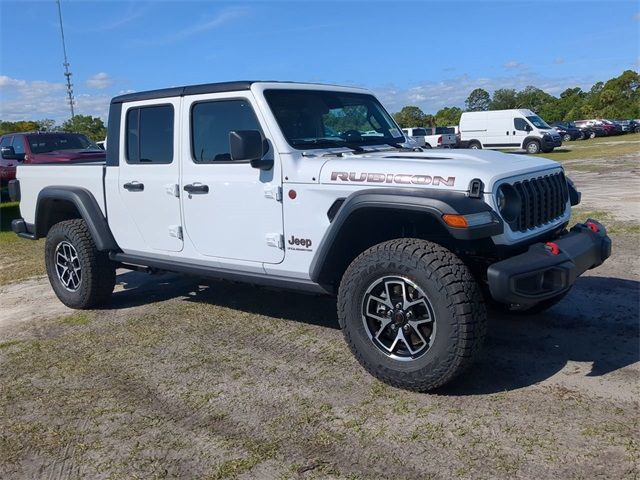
[56,0,75,119]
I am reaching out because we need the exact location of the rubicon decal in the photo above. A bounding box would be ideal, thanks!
[330,172,455,187]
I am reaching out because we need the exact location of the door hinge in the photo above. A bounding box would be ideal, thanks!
[266,233,284,249]
[169,225,183,240]
[166,183,180,197]
[264,184,282,202]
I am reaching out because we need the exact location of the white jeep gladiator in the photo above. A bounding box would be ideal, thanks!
[9,81,611,391]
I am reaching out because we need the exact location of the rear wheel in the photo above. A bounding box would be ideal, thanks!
[589,131,596,139]
[525,140,541,154]
[562,133,571,142]
[424,143,432,149]
[45,219,116,309]
[337,239,486,392]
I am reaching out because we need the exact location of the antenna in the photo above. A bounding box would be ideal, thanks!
[56,0,75,118]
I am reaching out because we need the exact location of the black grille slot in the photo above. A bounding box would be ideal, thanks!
[511,172,568,232]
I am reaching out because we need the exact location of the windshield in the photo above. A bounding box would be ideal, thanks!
[264,89,405,149]
[27,133,101,154]
[526,115,551,130]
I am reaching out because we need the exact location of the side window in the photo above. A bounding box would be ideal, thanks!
[191,99,261,163]
[11,135,25,154]
[126,105,174,164]
[0,136,11,147]
[514,118,529,131]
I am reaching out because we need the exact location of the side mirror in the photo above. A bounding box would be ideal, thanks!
[229,130,273,170]
[525,124,533,132]
[1,146,20,160]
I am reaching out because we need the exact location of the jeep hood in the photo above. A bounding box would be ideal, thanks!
[318,149,561,192]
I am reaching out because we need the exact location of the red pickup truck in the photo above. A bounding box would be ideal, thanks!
[0,132,105,185]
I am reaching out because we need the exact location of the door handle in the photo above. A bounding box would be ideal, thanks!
[123,181,144,191]
[183,183,209,194]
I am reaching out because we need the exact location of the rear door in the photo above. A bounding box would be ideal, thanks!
[117,99,183,252]
[180,92,284,264]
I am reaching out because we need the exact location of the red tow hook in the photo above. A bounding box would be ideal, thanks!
[585,221,599,233]
[545,242,560,255]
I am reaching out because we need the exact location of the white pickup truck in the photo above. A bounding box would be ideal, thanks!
[9,81,611,392]
[402,127,457,148]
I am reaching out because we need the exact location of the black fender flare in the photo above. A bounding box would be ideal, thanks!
[308,188,503,284]
[35,186,119,251]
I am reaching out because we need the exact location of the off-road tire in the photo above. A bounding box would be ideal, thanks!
[45,219,116,309]
[525,140,541,154]
[337,239,487,392]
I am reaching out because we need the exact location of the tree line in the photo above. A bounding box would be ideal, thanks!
[0,115,107,142]
[393,70,639,128]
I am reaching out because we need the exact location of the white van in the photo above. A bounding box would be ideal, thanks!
[459,109,562,154]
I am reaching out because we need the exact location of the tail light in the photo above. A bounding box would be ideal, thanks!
[437,136,442,145]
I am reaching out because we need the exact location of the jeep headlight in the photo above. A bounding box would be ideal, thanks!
[496,184,521,222]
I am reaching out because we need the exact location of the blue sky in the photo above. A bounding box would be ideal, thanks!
[1,0,638,122]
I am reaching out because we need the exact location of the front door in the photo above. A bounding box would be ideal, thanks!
[180,93,284,264]
[118,99,183,252]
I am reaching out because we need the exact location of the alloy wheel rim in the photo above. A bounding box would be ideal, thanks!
[55,241,82,291]
[361,276,436,361]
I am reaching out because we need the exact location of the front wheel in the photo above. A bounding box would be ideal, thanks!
[590,131,596,139]
[525,140,541,154]
[45,219,116,309]
[468,141,482,150]
[562,133,571,142]
[337,239,487,392]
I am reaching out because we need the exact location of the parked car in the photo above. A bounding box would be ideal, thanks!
[459,109,562,154]
[613,120,640,133]
[401,127,457,149]
[0,131,106,166]
[8,80,611,392]
[0,134,23,186]
[574,120,621,136]
[550,122,582,142]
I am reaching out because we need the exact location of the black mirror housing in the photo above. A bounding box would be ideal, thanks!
[230,130,263,161]
[1,146,20,160]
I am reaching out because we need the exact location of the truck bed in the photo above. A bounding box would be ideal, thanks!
[17,164,107,226]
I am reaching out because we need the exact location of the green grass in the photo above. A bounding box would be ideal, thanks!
[0,200,45,285]
[541,133,640,162]
[571,209,640,235]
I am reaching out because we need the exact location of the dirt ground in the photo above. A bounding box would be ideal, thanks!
[0,151,638,479]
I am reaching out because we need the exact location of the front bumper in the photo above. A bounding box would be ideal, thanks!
[542,136,562,148]
[487,220,611,306]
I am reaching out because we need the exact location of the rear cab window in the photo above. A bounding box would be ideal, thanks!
[126,105,174,164]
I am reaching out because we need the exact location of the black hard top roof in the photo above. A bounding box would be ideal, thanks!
[110,81,256,104]
[109,80,363,104]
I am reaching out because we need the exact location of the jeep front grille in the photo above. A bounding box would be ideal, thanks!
[512,172,569,232]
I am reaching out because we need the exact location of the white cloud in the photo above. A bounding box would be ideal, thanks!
[0,75,109,122]
[503,61,526,70]
[137,6,249,46]
[86,72,113,90]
